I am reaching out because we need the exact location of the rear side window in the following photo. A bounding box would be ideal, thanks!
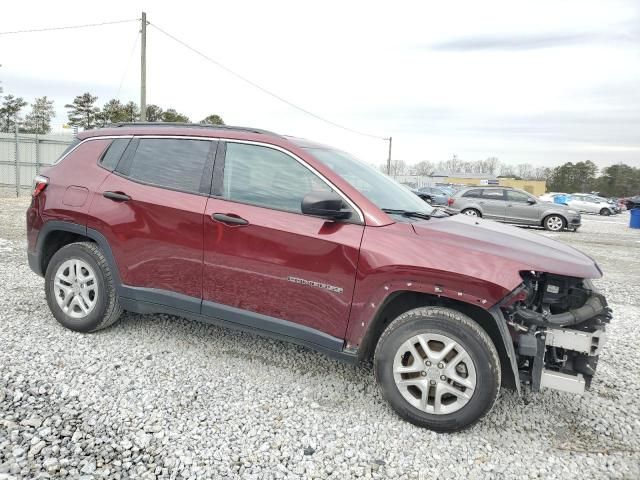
[462,189,482,198]
[222,142,332,213]
[481,189,504,199]
[122,138,211,194]
[100,138,130,171]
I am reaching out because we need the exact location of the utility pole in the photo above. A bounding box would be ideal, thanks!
[386,136,393,175]
[140,12,147,121]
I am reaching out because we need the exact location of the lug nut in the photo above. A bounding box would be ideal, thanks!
[438,363,444,369]
[425,361,431,366]
[420,371,427,376]
[440,375,446,381]
[430,380,436,386]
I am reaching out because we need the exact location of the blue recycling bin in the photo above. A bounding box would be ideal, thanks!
[630,209,640,229]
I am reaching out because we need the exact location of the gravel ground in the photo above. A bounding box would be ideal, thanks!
[1,196,639,479]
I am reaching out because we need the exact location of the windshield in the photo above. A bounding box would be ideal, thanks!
[305,148,434,215]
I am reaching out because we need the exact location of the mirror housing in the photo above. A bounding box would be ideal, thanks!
[301,191,351,220]
[527,198,536,205]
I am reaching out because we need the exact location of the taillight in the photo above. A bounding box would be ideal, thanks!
[448,197,455,206]
[32,175,49,197]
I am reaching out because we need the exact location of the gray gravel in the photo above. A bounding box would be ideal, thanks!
[1,195,639,479]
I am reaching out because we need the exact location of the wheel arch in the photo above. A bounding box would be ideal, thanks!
[357,290,519,392]
[33,221,122,287]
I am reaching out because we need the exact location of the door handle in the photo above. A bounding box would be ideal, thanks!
[103,191,131,202]
[212,213,249,226]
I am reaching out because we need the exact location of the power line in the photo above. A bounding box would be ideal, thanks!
[149,22,387,141]
[0,19,138,36]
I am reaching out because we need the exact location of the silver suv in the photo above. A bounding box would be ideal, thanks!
[448,186,581,231]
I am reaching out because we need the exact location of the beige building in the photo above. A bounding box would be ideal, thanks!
[394,173,546,197]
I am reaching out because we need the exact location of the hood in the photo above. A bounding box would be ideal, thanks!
[412,215,602,280]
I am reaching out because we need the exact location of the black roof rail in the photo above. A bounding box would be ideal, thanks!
[103,122,280,136]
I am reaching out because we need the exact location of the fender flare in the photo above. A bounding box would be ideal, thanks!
[32,221,122,289]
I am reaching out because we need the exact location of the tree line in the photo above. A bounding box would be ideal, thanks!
[384,156,639,197]
[0,92,224,134]
[381,155,550,181]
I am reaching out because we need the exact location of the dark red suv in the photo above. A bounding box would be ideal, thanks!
[27,123,611,431]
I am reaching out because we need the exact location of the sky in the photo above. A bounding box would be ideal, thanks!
[1,0,639,170]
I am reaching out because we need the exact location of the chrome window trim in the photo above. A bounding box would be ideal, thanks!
[220,138,365,224]
[53,134,365,223]
[53,135,134,165]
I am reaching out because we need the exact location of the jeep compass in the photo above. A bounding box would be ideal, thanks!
[26,123,611,432]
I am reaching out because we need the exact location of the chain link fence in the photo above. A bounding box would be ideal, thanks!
[0,128,74,197]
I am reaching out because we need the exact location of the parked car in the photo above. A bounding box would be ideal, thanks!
[538,192,570,205]
[568,194,617,216]
[416,186,451,205]
[27,123,610,432]
[622,195,640,210]
[448,186,581,231]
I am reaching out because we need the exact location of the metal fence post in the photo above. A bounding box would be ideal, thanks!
[14,122,19,197]
[35,132,40,175]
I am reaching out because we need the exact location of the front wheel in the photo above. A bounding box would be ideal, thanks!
[374,307,500,432]
[543,214,565,231]
[45,242,122,332]
[599,208,611,216]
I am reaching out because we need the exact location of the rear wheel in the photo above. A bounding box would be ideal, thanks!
[45,242,122,332]
[599,208,611,216]
[374,307,500,432]
[461,208,481,217]
[543,214,565,231]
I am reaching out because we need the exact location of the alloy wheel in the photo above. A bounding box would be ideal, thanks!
[54,259,98,319]
[393,333,477,414]
[463,209,478,216]
[546,216,564,231]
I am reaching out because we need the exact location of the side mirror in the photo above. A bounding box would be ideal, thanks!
[301,191,351,220]
[527,198,536,205]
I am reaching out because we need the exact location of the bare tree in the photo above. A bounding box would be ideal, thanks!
[412,161,435,176]
[517,163,534,179]
[500,164,516,177]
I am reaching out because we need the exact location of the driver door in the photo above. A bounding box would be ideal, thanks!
[202,141,364,341]
[504,190,539,225]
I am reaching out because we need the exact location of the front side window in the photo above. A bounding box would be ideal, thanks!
[506,190,531,202]
[123,138,211,193]
[223,143,332,213]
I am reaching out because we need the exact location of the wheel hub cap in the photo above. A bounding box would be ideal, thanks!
[393,333,477,415]
[54,259,98,319]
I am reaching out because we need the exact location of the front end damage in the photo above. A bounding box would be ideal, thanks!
[502,272,611,394]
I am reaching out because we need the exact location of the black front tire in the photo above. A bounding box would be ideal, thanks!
[374,307,500,432]
[599,208,611,216]
[45,242,122,332]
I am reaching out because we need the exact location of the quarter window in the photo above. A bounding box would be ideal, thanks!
[222,143,332,213]
[123,138,211,193]
[100,138,130,171]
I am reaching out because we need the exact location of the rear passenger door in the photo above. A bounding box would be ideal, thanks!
[478,189,506,220]
[87,137,216,312]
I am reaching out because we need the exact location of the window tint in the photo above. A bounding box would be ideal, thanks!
[506,190,531,202]
[462,189,483,198]
[125,139,211,193]
[100,138,130,171]
[481,189,504,199]
[223,143,332,213]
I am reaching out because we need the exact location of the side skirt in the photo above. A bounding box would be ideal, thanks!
[119,287,357,365]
